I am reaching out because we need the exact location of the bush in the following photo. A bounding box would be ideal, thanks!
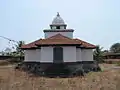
[7,57,23,64]
[0,60,10,66]
[116,62,120,66]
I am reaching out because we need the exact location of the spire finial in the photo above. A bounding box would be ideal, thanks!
[57,12,60,16]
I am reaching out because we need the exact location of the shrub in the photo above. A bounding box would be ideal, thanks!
[116,62,120,66]
[0,60,10,66]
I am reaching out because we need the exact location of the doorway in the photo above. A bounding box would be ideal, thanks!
[53,47,63,63]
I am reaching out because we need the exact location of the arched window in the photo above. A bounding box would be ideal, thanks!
[53,47,63,63]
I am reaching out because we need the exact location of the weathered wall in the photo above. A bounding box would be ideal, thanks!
[40,46,77,62]
[41,47,53,62]
[81,49,93,61]
[63,46,76,62]
[24,47,94,62]
[44,32,73,38]
[25,47,53,62]
[24,49,41,62]
[76,48,82,61]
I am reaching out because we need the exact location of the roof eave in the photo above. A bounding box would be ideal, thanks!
[20,47,41,50]
[43,29,74,32]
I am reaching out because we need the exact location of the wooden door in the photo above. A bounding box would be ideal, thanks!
[53,47,63,63]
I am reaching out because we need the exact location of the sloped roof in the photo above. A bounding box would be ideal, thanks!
[20,39,40,49]
[21,34,96,49]
[74,39,96,48]
[36,34,82,45]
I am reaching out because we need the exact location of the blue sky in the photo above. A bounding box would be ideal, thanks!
[0,0,120,51]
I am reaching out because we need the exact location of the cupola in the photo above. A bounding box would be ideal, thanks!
[50,12,67,30]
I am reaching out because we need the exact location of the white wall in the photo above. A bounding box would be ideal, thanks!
[41,47,53,62]
[63,46,76,62]
[40,46,77,62]
[24,47,94,62]
[24,47,53,62]
[81,49,93,61]
[76,48,82,61]
[24,49,41,62]
[44,32,73,38]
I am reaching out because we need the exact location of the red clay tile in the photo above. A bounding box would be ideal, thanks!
[21,34,96,49]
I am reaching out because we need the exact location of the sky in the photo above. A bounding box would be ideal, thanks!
[0,0,120,51]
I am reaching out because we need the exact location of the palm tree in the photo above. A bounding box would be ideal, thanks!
[15,41,25,56]
[110,43,120,53]
[93,45,104,63]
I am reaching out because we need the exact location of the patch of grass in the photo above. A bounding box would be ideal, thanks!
[116,62,120,66]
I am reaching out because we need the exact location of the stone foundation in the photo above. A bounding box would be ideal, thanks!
[16,61,101,77]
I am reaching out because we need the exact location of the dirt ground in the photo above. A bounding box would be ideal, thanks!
[0,64,120,90]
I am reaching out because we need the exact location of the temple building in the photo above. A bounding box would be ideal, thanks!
[21,13,97,76]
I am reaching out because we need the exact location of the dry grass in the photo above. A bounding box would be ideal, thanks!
[0,64,120,90]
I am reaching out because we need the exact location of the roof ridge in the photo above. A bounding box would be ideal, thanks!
[47,33,72,40]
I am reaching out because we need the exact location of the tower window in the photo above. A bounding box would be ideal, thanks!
[56,26,60,29]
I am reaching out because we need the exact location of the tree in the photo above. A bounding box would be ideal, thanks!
[15,41,25,56]
[0,41,25,57]
[93,45,104,63]
[110,43,120,53]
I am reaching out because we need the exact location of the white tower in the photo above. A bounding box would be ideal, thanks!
[44,13,74,38]
[50,12,67,30]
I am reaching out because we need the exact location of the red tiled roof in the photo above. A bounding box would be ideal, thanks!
[21,34,96,49]
[35,34,82,45]
[74,39,96,48]
[21,39,41,49]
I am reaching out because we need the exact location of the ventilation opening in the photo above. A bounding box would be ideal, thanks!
[56,26,60,29]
